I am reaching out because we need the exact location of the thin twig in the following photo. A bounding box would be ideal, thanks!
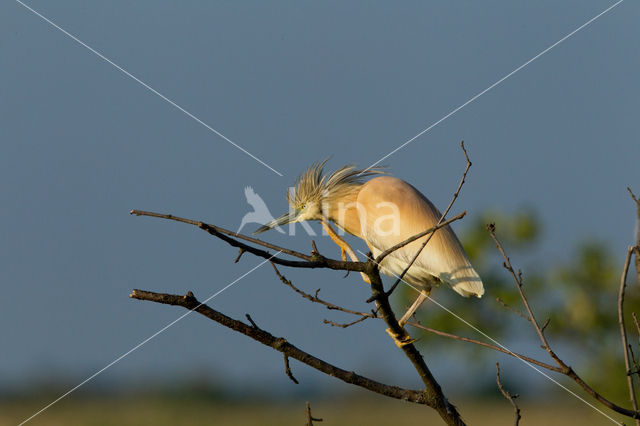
[283,354,299,384]
[305,401,322,425]
[323,314,372,328]
[487,224,640,420]
[633,313,640,348]
[540,317,551,334]
[270,262,375,318]
[234,248,246,263]
[628,187,640,291]
[496,297,531,322]
[496,363,521,426]
[618,246,639,422]
[629,345,639,377]
[487,224,563,366]
[245,314,259,329]
[406,321,563,373]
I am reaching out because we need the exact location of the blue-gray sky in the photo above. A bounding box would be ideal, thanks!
[2,0,639,413]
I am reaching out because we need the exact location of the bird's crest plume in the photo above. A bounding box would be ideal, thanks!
[287,159,386,209]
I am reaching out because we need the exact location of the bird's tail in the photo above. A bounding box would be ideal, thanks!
[441,264,484,298]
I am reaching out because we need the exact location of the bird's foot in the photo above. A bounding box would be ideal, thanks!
[385,327,417,348]
[340,248,347,262]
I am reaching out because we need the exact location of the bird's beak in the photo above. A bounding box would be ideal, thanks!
[253,211,299,235]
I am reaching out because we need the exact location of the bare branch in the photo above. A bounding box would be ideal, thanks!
[363,264,465,425]
[283,354,299,384]
[245,314,259,329]
[618,246,639,421]
[487,224,640,420]
[406,321,563,373]
[305,401,322,425]
[496,297,531,322]
[323,314,372,328]
[130,209,367,272]
[487,224,563,366]
[628,187,640,291]
[129,289,433,404]
[270,262,375,318]
[496,363,521,426]
[234,248,246,263]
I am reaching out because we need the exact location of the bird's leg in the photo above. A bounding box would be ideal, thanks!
[321,219,370,284]
[386,290,430,348]
[398,290,429,326]
[321,219,357,261]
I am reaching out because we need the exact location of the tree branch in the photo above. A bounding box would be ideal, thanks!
[283,354,299,384]
[270,262,375,319]
[496,363,521,426]
[305,401,322,425]
[363,264,465,426]
[627,187,640,290]
[406,321,563,373]
[130,209,367,272]
[487,223,640,420]
[129,289,433,404]
[618,246,639,422]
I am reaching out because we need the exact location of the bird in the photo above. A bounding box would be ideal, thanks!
[237,186,285,234]
[254,160,483,345]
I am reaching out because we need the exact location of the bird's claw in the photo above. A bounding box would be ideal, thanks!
[385,327,417,348]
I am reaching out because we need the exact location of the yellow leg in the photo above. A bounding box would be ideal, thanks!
[321,219,370,284]
[386,290,430,347]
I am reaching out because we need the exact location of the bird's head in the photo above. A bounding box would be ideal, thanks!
[254,159,385,235]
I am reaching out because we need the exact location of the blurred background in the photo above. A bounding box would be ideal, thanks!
[1,1,639,424]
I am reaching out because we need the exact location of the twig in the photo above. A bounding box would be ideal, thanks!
[629,345,639,377]
[283,354,299,384]
[627,187,640,290]
[310,240,320,256]
[323,315,371,328]
[496,363,521,426]
[496,297,531,322]
[487,224,563,366]
[129,289,433,404]
[633,313,640,348]
[406,321,563,373]
[618,246,639,422]
[270,262,375,318]
[234,248,246,263]
[305,401,322,425]
[487,224,640,420]
[245,314,259,329]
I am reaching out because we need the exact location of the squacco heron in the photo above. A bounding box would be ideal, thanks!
[255,160,483,343]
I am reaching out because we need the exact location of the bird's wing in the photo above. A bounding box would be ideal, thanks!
[357,176,483,297]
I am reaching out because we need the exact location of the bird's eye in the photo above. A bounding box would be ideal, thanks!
[299,204,306,210]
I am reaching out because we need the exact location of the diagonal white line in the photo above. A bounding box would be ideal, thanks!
[18,252,281,426]
[361,0,625,174]
[14,0,284,177]
[357,249,621,424]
